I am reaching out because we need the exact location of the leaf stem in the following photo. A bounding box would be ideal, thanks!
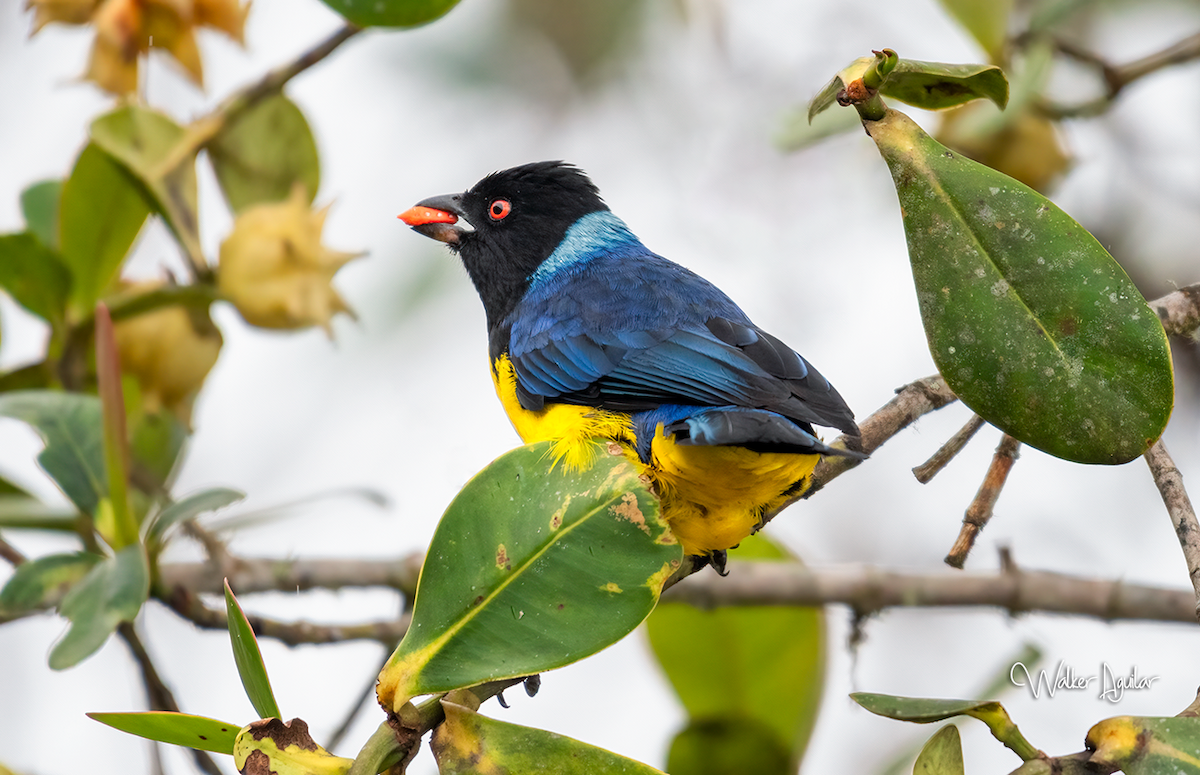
[95,304,138,549]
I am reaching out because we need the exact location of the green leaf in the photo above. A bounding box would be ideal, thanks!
[647,534,823,765]
[1086,716,1200,774]
[129,409,188,495]
[779,103,862,151]
[0,476,32,498]
[88,711,240,755]
[0,496,79,531]
[0,362,53,393]
[914,725,965,775]
[881,59,1009,111]
[376,441,679,712]
[21,180,62,250]
[225,580,282,720]
[666,717,791,775]
[853,693,1004,723]
[864,109,1173,464]
[0,233,72,326]
[318,0,460,28]
[807,56,874,122]
[431,698,668,775]
[936,0,1013,60]
[232,718,352,775]
[90,106,200,260]
[0,552,101,613]
[209,95,320,213]
[49,543,149,669]
[852,693,1039,760]
[59,144,152,319]
[148,487,245,545]
[0,391,106,515]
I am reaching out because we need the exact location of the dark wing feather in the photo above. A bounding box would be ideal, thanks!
[505,252,859,435]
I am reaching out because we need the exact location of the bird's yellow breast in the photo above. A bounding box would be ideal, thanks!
[491,354,819,556]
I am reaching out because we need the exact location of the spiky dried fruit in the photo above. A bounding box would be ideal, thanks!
[218,186,362,335]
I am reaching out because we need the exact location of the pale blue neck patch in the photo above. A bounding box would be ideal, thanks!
[528,210,642,288]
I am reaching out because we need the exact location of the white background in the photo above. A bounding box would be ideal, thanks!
[2,0,1199,773]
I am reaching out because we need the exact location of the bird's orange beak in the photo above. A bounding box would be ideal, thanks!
[398,205,458,226]
[399,200,463,245]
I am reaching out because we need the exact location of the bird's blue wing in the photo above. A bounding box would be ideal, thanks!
[503,252,858,435]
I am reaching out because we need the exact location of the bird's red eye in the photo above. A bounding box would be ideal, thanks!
[489,199,512,221]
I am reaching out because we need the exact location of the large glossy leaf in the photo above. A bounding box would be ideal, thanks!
[666,717,791,775]
[431,698,667,774]
[21,180,62,249]
[59,144,151,318]
[88,712,239,755]
[646,534,824,766]
[865,109,1173,464]
[147,487,245,545]
[90,107,200,258]
[318,0,459,28]
[0,552,101,613]
[0,233,71,326]
[914,725,965,775]
[1086,716,1200,774]
[232,718,351,775]
[0,391,105,516]
[376,441,679,712]
[208,95,320,213]
[49,543,149,669]
[225,580,282,720]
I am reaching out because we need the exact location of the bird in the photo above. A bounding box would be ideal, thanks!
[398,161,863,573]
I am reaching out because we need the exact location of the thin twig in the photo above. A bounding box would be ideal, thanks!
[1144,439,1200,621]
[946,434,1022,569]
[326,648,391,754]
[666,561,1198,624]
[0,533,27,566]
[160,584,410,646]
[159,553,422,597]
[796,374,959,506]
[913,414,987,483]
[179,22,363,166]
[116,621,223,775]
[1039,32,1200,118]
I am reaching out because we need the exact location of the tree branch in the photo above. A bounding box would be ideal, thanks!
[1039,32,1200,118]
[116,622,223,775]
[946,434,1022,569]
[158,584,411,646]
[1150,282,1200,339]
[1144,439,1200,621]
[665,561,1198,624]
[799,374,960,503]
[913,413,986,483]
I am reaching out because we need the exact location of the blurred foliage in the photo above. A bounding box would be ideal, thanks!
[1,0,1198,774]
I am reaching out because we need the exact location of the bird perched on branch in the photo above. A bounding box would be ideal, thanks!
[399,161,862,573]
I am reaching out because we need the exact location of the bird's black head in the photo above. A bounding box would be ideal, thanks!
[399,161,609,331]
